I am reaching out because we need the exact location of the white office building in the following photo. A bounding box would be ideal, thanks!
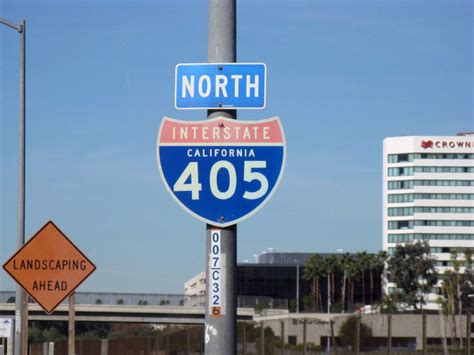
[383,134,474,302]
[183,271,206,307]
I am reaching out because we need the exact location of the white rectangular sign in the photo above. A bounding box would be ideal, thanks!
[175,63,266,109]
[0,318,12,338]
[210,229,222,318]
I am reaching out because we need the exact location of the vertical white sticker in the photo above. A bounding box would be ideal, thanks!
[210,229,222,318]
[15,311,21,334]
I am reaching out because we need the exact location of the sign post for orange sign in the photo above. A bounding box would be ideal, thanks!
[3,221,96,314]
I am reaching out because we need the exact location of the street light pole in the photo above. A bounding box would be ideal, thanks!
[0,17,27,355]
[294,259,299,314]
[327,271,331,354]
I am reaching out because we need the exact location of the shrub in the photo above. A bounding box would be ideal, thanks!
[339,316,372,351]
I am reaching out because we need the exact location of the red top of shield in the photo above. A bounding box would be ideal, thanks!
[159,116,284,145]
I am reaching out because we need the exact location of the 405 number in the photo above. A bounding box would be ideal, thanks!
[173,160,268,200]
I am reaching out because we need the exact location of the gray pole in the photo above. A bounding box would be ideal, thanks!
[303,319,307,355]
[467,311,471,355]
[68,293,75,355]
[327,274,331,353]
[242,322,246,355]
[0,17,27,355]
[19,21,28,355]
[205,0,237,354]
[355,316,360,355]
[205,226,237,354]
[296,262,299,314]
[280,320,284,355]
[422,311,426,354]
[187,328,191,354]
[387,314,392,354]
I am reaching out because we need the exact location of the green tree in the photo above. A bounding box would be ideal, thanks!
[28,326,45,343]
[379,293,402,314]
[356,251,370,305]
[366,253,377,304]
[339,253,354,313]
[461,248,474,309]
[345,256,359,311]
[323,254,340,311]
[303,294,315,312]
[304,254,324,311]
[257,325,279,355]
[440,248,470,349]
[339,316,372,351]
[441,269,458,347]
[109,323,158,338]
[366,251,388,305]
[36,326,67,342]
[367,252,386,304]
[387,241,438,310]
[76,321,112,339]
[254,303,266,315]
[237,322,279,355]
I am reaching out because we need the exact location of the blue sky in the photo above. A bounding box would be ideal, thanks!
[1,0,472,293]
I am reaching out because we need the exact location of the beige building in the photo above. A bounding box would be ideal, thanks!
[183,271,206,307]
[257,313,470,350]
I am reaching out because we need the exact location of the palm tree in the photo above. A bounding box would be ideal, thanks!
[325,254,340,309]
[321,256,331,312]
[346,258,358,310]
[367,253,384,304]
[356,251,370,305]
[365,251,388,305]
[339,253,354,313]
[304,254,324,311]
[461,248,474,310]
[366,254,375,304]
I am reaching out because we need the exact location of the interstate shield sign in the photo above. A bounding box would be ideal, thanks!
[156,116,286,227]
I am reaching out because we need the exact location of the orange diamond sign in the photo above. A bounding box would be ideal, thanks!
[3,221,96,314]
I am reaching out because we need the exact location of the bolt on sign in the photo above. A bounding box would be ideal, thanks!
[3,221,96,314]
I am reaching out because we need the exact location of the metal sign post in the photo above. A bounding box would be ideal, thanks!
[205,0,236,353]
[157,0,284,352]
[68,293,75,355]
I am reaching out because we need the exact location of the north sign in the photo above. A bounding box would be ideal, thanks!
[175,63,266,109]
[3,221,96,314]
[156,116,285,227]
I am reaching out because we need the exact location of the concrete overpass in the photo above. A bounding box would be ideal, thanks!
[0,303,291,324]
[0,291,288,324]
